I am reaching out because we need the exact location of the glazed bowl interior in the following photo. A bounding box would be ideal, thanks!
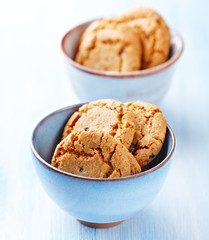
[31,104,175,179]
[61,20,183,77]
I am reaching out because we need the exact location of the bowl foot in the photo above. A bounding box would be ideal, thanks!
[77,219,124,228]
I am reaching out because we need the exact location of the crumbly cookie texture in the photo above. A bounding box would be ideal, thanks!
[126,101,167,167]
[62,99,135,149]
[75,19,142,72]
[121,6,171,69]
[52,130,141,178]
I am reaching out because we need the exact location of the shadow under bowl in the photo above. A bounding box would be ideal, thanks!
[30,103,175,228]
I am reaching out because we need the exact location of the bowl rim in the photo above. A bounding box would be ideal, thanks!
[61,19,184,79]
[30,103,176,182]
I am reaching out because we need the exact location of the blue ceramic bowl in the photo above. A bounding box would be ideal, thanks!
[61,20,183,105]
[30,104,175,228]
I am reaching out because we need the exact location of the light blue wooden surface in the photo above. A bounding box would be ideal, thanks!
[0,0,209,239]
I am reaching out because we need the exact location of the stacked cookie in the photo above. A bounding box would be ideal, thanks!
[51,99,167,178]
[75,6,171,72]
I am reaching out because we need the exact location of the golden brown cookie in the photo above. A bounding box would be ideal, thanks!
[126,101,167,167]
[121,6,171,69]
[62,99,135,148]
[75,19,142,72]
[52,130,141,178]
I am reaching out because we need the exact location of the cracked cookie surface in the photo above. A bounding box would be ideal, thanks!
[126,101,167,167]
[121,6,171,69]
[62,99,135,149]
[75,20,142,72]
[52,130,141,178]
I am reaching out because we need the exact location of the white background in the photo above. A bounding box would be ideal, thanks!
[0,0,209,239]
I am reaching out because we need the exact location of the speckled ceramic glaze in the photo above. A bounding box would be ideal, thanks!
[61,21,183,105]
[30,104,175,228]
